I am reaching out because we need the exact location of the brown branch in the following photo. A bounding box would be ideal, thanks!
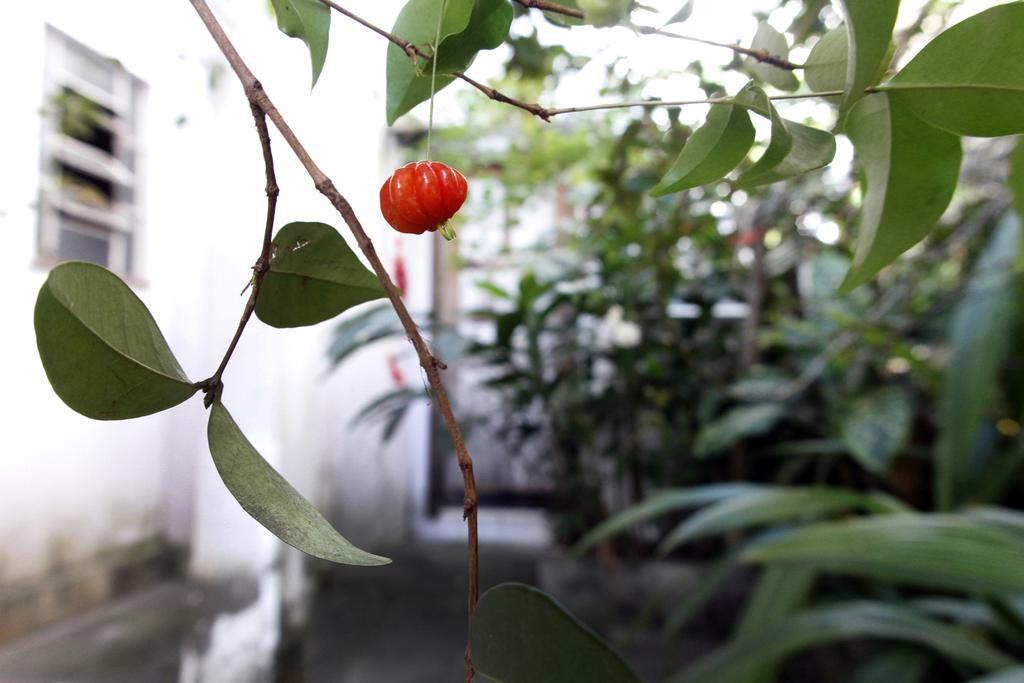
[188,1,480,678]
[319,0,553,121]
[202,101,280,407]
[635,25,801,70]
[513,0,585,18]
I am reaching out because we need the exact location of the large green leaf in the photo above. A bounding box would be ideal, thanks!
[886,4,1024,137]
[839,93,962,293]
[840,386,912,473]
[386,0,511,125]
[694,403,786,457]
[651,104,755,195]
[34,262,197,420]
[745,22,799,92]
[1011,138,1024,217]
[935,215,1021,510]
[836,0,898,110]
[745,514,1024,596]
[666,601,1014,683]
[659,486,902,553]
[573,483,755,555]
[269,0,330,87]
[804,25,848,93]
[207,402,389,566]
[730,84,836,187]
[470,583,642,683]
[255,221,385,328]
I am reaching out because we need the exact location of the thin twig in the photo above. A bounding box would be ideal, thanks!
[513,0,585,18]
[634,25,802,70]
[319,0,553,120]
[548,90,843,117]
[188,2,480,679]
[202,101,280,406]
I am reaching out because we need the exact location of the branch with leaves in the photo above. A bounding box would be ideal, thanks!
[191,0,481,678]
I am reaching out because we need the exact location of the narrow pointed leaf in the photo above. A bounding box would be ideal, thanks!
[745,22,799,92]
[694,403,785,457]
[386,0,511,125]
[935,215,1021,510]
[269,0,330,87]
[659,486,897,553]
[736,565,815,637]
[839,93,961,293]
[664,0,694,26]
[666,602,1014,683]
[255,221,385,328]
[651,104,755,195]
[34,262,197,420]
[887,4,1024,137]
[804,25,848,93]
[730,83,836,187]
[836,0,898,110]
[207,402,389,566]
[967,667,1024,683]
[573,483,756,555]
[471,583,642,683]
[840,386,912,473]
[745,514,1024,596]
[850,647,932,683]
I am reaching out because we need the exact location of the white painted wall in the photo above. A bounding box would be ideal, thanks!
[0,0,432,593]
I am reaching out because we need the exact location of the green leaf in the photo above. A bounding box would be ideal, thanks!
[658,486,897,553]
[804,25,848,93]
[255,221,385,328]
[935,215,1021,510]
[666,545,743,635]
[1011,138,1024,217]
[651,104,755,196]
[664,0,694,26]
[572,483,756,555]
[849,647,933,683]
[269,0,330,87]
[666,601,1014,683]
[886,3,1024,137]
[327,302,403,367]
[966,666,1024,683]
[386,0,511,125]
[730,83,836,187]
[746,514,1024,596]
[471,583,642,683]
[839,93,961,293]
[694,403,786,457]
[840,386,912,473]
[34,262,197,420]
[745,22,799,92]
[836,0,898,110]
[736,566,816,637]
[207,402,390,566]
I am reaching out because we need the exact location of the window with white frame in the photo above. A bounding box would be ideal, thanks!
[38,26,145,275]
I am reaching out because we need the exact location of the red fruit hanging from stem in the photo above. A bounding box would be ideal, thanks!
[380,161,467,240]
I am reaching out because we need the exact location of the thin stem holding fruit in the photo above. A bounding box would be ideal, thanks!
[187,2,480,680]
[202,98,280,406]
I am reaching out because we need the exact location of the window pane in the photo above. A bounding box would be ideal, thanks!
[57,216,110,267]
[65,40,116,94]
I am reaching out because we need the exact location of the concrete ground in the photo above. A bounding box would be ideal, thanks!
[0,543,705,682]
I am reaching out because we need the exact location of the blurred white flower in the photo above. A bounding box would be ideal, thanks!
[599,305,642,348]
